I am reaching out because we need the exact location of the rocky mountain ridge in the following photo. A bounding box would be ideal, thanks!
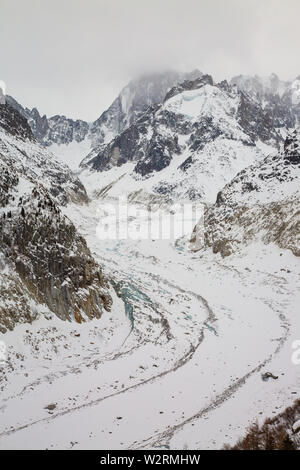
[190,130,300,257]
[80,74,281,202]
[231,73,300,130]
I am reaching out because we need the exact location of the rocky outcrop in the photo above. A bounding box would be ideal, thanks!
[6,96,89,147]
[236,91,280,143]
[89,69,203,147]
[231,73,300,131]
[0,103,34,140]
[0,103,89,205]
[224,398,300,450]
[191,131,300,256]
[0,157,112,333]
[7,70,203,150]
[81,76,278,202]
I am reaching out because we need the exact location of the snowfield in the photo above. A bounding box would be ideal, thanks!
[0,199,299,450]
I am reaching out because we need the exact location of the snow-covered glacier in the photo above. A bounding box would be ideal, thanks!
[0,71,299,450]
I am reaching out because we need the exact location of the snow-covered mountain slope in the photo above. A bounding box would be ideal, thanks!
[290,77,300,106]
[80,75,278,203]
[1,72,300,451]
[7,70,203,165]
[89,69,203,148]
[1,199,299,450]
[231,73,300,131]
[0,161,112,333]
[0,103,88,205]
[190,131,300,256]
[231,73,290,100]
[0,103,113,332]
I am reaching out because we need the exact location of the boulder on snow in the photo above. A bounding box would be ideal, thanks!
[261,372,279,382]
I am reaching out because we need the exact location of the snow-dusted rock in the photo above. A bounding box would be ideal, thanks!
[7,70,203,153]
[89,69,203,148]
[0,105,112,332]
[231,73,300,131]
[0,156,112,333]
[230,73,289,100]
[0,103,88,205]
[81,75,279,202]
[292,419,300,434]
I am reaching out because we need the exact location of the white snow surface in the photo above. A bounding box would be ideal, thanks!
[0,199,299,450]
[78,81,276,203]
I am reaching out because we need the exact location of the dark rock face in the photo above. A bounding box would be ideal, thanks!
[44,115,89,146]
[0,87,5,105]
[134,132,180,176]
[87,113,150,172]
[85,102,183,176]
[82,76,283,180]
[0,159,112,332]
[191,132,300,257]
[164,74,213,102]
[231,74,300,132]
[0,103,34,140]
[188,116,223,152]
[6,96,89,147]
[27,107,49,141]
[0,104,89,206]
[263,93,298,130]
[237,93,280,144]
[90,70,203,147]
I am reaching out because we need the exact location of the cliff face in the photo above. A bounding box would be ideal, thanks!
[190,131,300,257]
[0,157,112,333]
[231,74,300,130]
[0,104,113,333]
[0,102,33,140]
[0,103,88,205]
[6,70,203,150]
[6,96,89,147]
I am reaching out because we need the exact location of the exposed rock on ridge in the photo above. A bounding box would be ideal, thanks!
[190,131,300,256]
[0,157,112,333]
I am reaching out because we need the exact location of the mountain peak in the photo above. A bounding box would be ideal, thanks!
[163,74,213,102]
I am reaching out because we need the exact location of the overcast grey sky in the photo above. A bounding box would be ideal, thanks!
[1,0,299,120]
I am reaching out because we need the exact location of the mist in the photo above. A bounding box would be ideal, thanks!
[1,0,299,120]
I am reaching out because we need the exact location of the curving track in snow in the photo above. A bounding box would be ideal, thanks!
[0,202,299,450]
